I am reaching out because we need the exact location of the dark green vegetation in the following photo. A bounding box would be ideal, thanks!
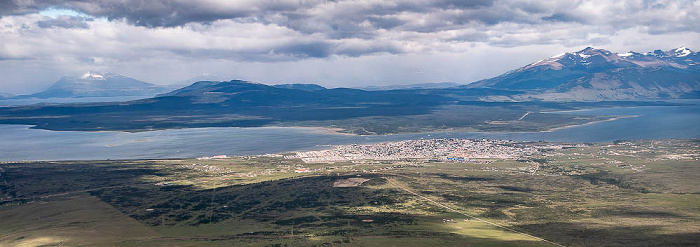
[1,139,698,246]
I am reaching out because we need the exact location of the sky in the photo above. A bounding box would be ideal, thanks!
[0,0,698,94]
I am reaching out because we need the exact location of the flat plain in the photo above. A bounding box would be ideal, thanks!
[1,139,698,246]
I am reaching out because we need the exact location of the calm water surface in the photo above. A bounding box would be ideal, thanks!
[1,101,698,161]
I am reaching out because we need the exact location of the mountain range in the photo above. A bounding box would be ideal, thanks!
[5,47,698,102]
[467,47,699,101]
[0,46,696,133]
[157,46,698,102]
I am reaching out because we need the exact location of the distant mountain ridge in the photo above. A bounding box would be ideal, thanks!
[25,72,170,98]
[272,83,327,91]
[467,47,700,101]
[358,82,460,91]
[157,79,445,106]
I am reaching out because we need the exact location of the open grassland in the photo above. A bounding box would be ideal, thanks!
[1,139,698,246]
[0,194,160,246]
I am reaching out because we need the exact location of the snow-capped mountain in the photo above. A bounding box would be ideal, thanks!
[511,46,697,74]
[467,47,700,101]
[668,47,693,57]
[28,72,170,98]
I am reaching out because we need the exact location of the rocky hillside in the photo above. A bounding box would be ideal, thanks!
[467,47,699,101]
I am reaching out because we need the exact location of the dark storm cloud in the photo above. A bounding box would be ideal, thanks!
[0,56,18,61]
[274,41,334,58]
[0,0,698,64]
[366,16,405,30]
[0,1,20,15]
[166,39,400,61]
[0,0,503,31]
[262,1,417,39]
[165,39,334,62]
[335,42,405,57]
[1,0,698,35]
[0,0,307,27]
[66,1,252,27]
[430,0,495,9]
[542,13,584,23]
[37,16,91,29]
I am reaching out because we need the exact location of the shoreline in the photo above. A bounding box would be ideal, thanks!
[2,137,696,163]
[6,116,636,136]
[288,116,636,136]
[543,115,638,132]
[283,126,356,136]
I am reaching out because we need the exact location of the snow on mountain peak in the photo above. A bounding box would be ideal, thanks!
[673,47,691,57]
[495,46,699,83]
[80,71,106,80]
[551,53,566,59]
[617,52,634,57]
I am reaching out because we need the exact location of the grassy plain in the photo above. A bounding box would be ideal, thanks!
[1,139,698,246]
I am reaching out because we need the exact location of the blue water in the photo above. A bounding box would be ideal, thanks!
[1,101,698,161]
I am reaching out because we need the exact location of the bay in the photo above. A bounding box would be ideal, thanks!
[1,101,698,161]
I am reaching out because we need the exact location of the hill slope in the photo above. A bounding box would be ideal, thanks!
[27,72,170,98]
[467,47,700,101]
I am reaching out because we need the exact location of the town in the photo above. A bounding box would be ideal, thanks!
[287,138,541,163]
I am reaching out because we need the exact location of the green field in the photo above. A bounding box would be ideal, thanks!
[1,139,698,246]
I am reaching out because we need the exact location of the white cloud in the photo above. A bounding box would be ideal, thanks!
[0,0,698,94]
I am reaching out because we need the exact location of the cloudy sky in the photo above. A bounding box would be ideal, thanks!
[1,0,698,94]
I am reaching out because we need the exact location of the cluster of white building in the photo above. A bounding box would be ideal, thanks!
[288,138,539,163]
[196,155,230,160]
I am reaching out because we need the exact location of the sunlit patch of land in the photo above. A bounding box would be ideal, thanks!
[0,194,159,246]
[1,139,698,246]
